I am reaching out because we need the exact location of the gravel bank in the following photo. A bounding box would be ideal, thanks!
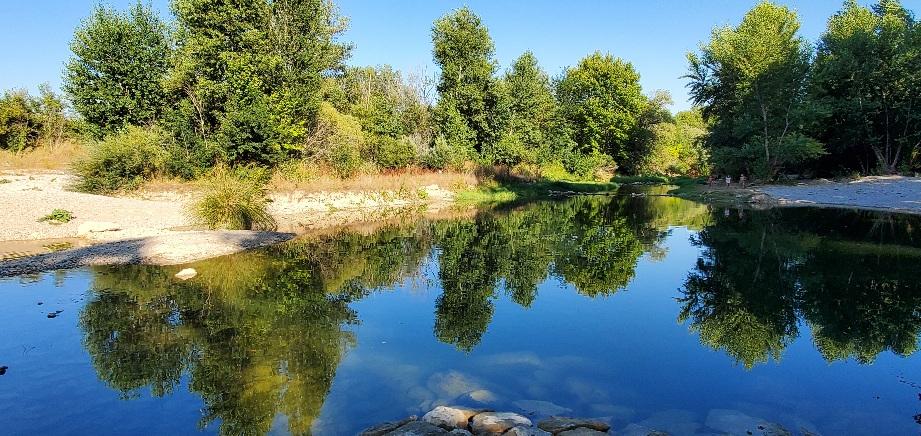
[0,170,457,275]
[757,176,921,214]
[0,231,294,277]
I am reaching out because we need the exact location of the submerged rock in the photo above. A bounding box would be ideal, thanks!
[361,416,418,436]
[505,426,552,436]
[619,424,668,436]
[174,268,198,280]
[705,409,790,436]
[46,310,63,319]
[513,400,573,417]
[387,421,449,435]
[557,428,608,436]
[470,412,531,434]
[537,417,610,433]
[423,406,487,430]
[0,365,7,375]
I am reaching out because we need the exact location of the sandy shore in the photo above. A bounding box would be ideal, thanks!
[0,170,458,276]
[757,176,921,214]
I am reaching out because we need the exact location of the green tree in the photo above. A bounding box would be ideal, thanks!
[556,52,648,170]
[64,2,171,138]
[687,1,824,179]
[812,0,921,174]
[491,51,558,167]
[167,0,350,165]
[639,107,709,176]
[0,86,71,151]
[431,7,506,156]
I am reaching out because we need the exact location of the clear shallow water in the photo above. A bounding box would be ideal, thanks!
[1,195,920,435]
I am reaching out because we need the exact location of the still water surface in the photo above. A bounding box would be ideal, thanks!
[1,194,920,435]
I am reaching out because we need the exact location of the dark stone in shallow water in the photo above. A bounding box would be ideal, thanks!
[537,417,610,433]
[385,420,448,435]
[361,416,418,436]
[0,366,7,375]
[46,310,63,318]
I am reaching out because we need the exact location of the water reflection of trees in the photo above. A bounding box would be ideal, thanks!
[433,195,707,350]
[80,227,429,435]
[680,208,921,368]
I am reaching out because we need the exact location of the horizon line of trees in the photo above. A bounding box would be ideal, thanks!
[1,0,919,186]
[2,0,706,191]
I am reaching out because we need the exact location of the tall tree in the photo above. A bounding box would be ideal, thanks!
[64,2,171,138]
[431,7,505,155]
[812,0,921,174]
[687,1,823,179]
[495,51,558,166]
[167,0,350,164]
[556,52,647,169]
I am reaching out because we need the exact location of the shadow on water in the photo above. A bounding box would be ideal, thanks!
[70,194,921,434]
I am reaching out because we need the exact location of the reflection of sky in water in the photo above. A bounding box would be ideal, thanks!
[1,198,920,435]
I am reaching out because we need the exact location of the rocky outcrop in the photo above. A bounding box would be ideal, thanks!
[361,407,612,436]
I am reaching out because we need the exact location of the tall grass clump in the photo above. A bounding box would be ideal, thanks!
[191,165,276,231]
[74,125,170,192]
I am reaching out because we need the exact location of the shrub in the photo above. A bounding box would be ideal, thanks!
[305,103,366,178]
[562,149,613,180]
[329,143,362,178]
[38,209,74,224]
[75,125,171,192]
[372,135,417,169]
[422,135,468,170]
[190,165,276,231]
[0,86,71,152]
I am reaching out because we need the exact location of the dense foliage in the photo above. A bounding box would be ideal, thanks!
[6,0,920,187]
[0,86,70,151]
[811,0,921,174]
[689,0,921,178]
[64,3,171,138]
[687,2,823,179]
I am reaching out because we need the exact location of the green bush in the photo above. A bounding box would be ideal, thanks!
[422,135,468,170]
[38,209,74,224]
[329,143,362,178]
[562,149,612,180]
[0,86,70,152]
[75,125,171,192]
[372,135,417,169]
[306,103,367,178]
[190,165,276,231]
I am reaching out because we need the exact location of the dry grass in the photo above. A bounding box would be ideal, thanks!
[0,140,86,171]
[269,163,478,193]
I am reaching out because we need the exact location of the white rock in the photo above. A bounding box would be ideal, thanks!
[174,268,197,280]
[423,406,483,430]
[470,412,531,434]
[77,221,120,236]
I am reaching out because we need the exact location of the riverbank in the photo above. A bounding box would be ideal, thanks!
[0,170,468,275]
[756,175,921,214]
[661,175,921,215]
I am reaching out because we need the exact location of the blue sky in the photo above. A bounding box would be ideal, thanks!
[1,0,917,111]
